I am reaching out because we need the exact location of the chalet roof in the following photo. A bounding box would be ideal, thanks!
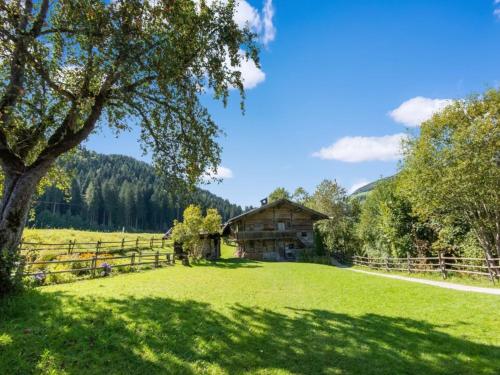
[222,198,329,234]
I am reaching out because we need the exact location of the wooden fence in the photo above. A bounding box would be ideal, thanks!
[19,237,175,280]
[353,253,500,282]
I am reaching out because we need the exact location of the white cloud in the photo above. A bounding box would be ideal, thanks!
[225,49,265,89]
[312,134,408,163]
[233,0,262,31]
[238,51,266,89]
[203,166,234,181]
[262,0,276,45]
[493,0,500,18]
[389,96,452,127]
[231,0,276,45]
[214,166,233,179]
[348,179,370,194]
[200,0,275,46]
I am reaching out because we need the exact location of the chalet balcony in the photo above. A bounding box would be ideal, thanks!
[233,230,298,241]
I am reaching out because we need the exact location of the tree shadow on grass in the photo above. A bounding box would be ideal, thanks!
[0,290,499,374]
[191,258,262,269]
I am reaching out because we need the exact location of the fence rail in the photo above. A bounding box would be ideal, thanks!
[19,236,175,282]
[353,253,500,282]
[20,237,167,254]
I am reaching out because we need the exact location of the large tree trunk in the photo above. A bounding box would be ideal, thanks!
[474,226,500,278]
[0,166,47,296]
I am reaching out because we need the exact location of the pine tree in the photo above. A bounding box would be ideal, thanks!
[70,179,84,217]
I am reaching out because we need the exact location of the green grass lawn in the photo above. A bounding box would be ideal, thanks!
[1,244,499,374]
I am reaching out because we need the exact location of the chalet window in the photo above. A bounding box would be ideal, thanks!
[277,222,285,231]
[301,232,307,237]
[288,243,295,249]
[248,240,255,250]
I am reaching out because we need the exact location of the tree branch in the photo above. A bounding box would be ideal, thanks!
[30,65,122,170]
[24,53,77,100]
[30,0,49,36]
[0,0,33,171]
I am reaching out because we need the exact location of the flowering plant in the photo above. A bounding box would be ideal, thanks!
[101,262,112,276]
[34,271,46,285]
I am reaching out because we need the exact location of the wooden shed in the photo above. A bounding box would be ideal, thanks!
[222,198,328,261]
[199,232,221,260]
[172,232,221,261]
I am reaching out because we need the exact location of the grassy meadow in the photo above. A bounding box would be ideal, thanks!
[1,241,499,374]
[22,228,164,245]
[20,229,169,285]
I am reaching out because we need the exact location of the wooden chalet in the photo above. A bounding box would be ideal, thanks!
[222,198,328,261]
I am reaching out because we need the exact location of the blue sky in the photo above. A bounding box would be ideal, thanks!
[86,0,500,207]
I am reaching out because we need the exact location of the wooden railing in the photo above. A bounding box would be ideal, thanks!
[20,237,167,254]
[19,237,174,282]
[234,230,298,240]
[353,253,500,281]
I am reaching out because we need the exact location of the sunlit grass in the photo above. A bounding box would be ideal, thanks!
[1,242,499,374]
[22,228,163,245]
[352,265,500,288]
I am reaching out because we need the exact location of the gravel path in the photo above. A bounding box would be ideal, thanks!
[346,268,500,296]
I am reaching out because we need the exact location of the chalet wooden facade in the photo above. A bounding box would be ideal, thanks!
[222,198,328,261]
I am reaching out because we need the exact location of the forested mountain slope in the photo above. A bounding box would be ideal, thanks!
[33,149,242,232]
[350,176,395,200]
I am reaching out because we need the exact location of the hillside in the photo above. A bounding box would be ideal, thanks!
[33,149,242,232]
[350,176,395,199]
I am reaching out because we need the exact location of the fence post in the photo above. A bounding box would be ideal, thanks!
[485,252,496,283]
[91,255,97,277]
[407,252,412,274]
[96,240,101,255]
[438,251,447,279]
[162,238,165,248]
[385,257,390,272]
[150,237,153,250]
[130,253,136,269]
[18,256,26,278]
[155,251,159,268]
[121,238,125,252]
[135,237,139,252]
[166,253,171,264]
[68,240,72,255]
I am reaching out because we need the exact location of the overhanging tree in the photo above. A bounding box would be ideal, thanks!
[0,0,259,294]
